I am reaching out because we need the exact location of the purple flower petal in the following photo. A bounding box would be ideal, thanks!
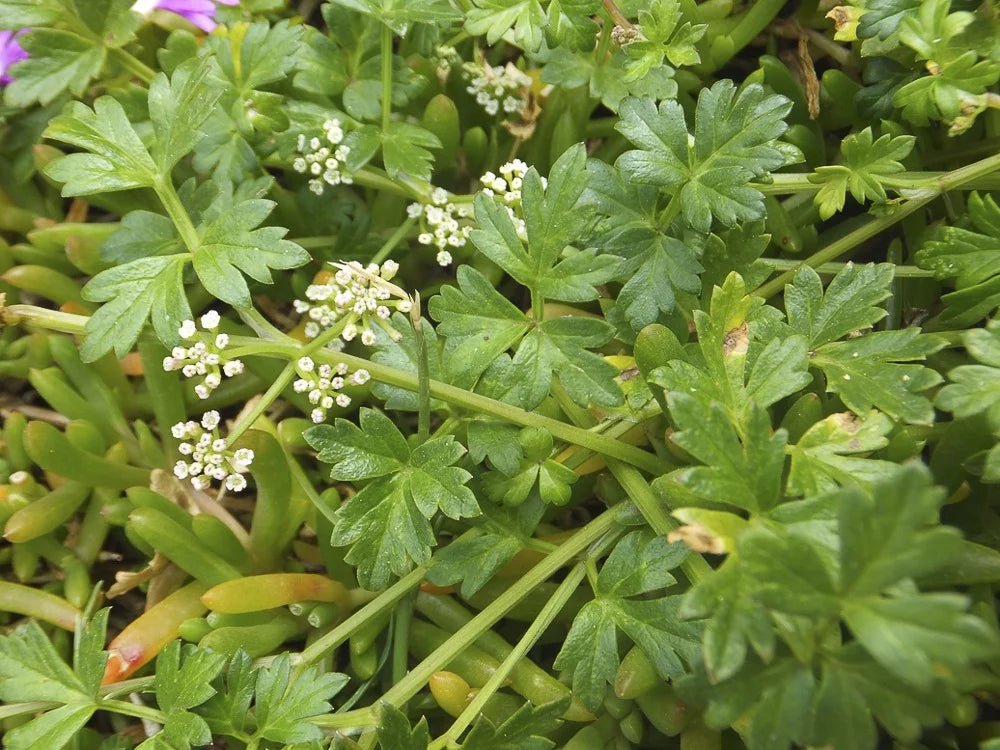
[133,0,239,32]
[0,30,28,86]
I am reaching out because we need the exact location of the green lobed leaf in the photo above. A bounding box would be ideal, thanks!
[785,262,894,347]
[554,531,701,710]
[251,655,348,744]
[916,192,1000,326]
[810,128,914,219]
[44,96,158,195]
[615,82,794,232]
[462,697,569,750]
[4,29,105,107]
[192,197,310,308]
[811,329,945,425]
[305,408,479,589]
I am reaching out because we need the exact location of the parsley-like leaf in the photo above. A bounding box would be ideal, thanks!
[44,96,158,196]
[616,82,794,232]
[581,160,701,330]
[462,697,568,749]
[470,144,619,303]
[916,192,1000,326]
[936,320,1000,481]
[381,121,441,182]
[554,531,700,710]
[251,655,348,744]
[305,408,479,589]
[785,263,895,347]
[0,619,99,750]
[466,0,546,51]
[376,703,432,750]
[811,329,944,425]
[81,255,191,361]
[810,128,915,219]
[787,410,897,496]
[623,0,706,80]
[193,196,309,308]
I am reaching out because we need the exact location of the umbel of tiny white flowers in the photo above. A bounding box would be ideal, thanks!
[407,187,473,267]
[292,118,353,196]
[292,260,413,347]
[463,60,532,117]
[163,310,245,399]
[480,159,543,241]
[172,411,254,492]
[293,357,372,423]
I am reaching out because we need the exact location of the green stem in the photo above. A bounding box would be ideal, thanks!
[753,149,1000,298]
[297,566,427,667]
[370,508,621,715]
[371,217,417,265]
[657,193,682,232]
[431,563,589,749]
[754,197,932,299]
[760,258,935,277]
[411,295,431,444]
[109,48,156,84]
[153,178,199,253]
[99,698,166,725]
[226,362,296,446]
[703,0,786,72]
[390,591,416,693]
[381,24,394,134]
[1,305,668,473]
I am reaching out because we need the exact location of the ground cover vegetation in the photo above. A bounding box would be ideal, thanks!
[1,0,1000,747]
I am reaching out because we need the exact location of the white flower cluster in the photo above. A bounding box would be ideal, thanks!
[292,118,353,196]
[172,411,254,492]
[163,311,245,400]
[293,260,413,346]
[407,187,473,266]
[462,61,532,117]
[293,357,372,423]
[480,159,544,241]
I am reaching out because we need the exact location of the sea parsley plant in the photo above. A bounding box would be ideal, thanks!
[0,0,999,749]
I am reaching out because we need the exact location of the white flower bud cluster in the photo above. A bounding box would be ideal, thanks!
[162,310,245,400]
[479,160,545,241]
[431,45,460,76]
[292,118,353,196]
[462,61,532,117]
[407,187,473,267]
[292,260,413,347]
[293,356,372,423]
[171,411,254,492]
